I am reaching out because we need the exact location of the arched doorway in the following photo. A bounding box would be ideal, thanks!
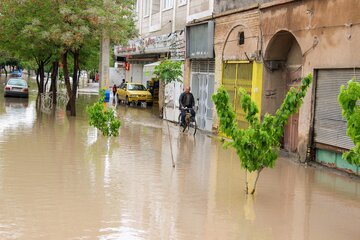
[264,30,303,152]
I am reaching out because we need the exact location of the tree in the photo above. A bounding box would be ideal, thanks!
[0,0,137,116]
[87,89,121,137]
[53,0,137,116]
[154,59,183,117]
[154,59,183,167]
[154,59,183,85]
[338,79,360,165]
[0,0,59,94]
[212,74,312,194]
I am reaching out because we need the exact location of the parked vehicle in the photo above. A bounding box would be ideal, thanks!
[117,83,153,106]
[9,70,22,77]
[4,78,29,98]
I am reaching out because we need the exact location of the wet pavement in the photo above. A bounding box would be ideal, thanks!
[0,77,360,240]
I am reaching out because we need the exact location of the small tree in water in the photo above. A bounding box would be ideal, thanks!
[87,89,121,137]
[212,74,312,194]
[154,59,183,117]
[338,79,360,165]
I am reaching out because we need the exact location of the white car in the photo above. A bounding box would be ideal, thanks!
[4,78,29,98]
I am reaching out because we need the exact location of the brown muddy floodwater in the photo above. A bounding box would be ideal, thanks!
[0,78,359,240]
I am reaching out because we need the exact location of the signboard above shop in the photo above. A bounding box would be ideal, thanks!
[114,31,185,59]
[186,21,214,59]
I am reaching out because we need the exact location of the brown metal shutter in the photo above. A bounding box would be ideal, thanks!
[314,69,360,149]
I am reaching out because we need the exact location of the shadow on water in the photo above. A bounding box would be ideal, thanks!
[0,81,359,239]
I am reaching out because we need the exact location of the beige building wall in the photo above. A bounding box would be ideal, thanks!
[261,0,360,160]
[213,8,261,131]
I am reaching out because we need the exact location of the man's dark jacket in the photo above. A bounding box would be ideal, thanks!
[179,92,195,109]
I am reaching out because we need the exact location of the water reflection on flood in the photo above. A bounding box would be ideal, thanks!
[0,87,359,240]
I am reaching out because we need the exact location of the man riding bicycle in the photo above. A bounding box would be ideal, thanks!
[179,86,195,127]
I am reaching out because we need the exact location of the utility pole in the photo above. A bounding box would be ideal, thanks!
[99,0,110,90]
[99,33,110,90]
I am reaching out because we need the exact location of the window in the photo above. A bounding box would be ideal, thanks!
[152,0,160,14]
[143,0,150,17]
[178,0,187,6]
[128,84,146,91]
[163,0,173,10]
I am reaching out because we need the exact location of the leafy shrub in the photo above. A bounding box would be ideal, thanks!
[87,89,121,137]
[338,79,360,165]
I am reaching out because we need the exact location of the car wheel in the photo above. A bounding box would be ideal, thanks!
[125,96,130,105]
[147,102,153,107]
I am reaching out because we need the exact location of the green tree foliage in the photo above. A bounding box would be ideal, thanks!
[154,60,183,84]
[212,74,312,193]
[87,90,121,137]
[338,79,360,165]
[0,0,58,93]
[0,0,137,115]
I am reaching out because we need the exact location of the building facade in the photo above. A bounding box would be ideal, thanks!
[208,0,360,174]
[119,0,360,174]
[114,0,214,124]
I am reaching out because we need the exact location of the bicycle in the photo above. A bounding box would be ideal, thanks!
[178,107,197,135]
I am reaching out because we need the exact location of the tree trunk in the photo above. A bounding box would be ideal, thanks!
[39,62,45,94]
[50,61,59,105]
[35,70,40,96]
[245,169,262,195]
[159,80,165,118]
[3,66,7,77]
[45,68,51,92]
[62,51,73,115]
[65,50,80,117]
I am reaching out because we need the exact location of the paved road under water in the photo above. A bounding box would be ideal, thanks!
[0,78,359,240]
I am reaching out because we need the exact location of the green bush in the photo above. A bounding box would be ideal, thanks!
[87,89,121,137]
[338,79,360,165]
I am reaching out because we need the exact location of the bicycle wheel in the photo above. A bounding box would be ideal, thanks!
[189,118,197,136]
[178,113,185,132]
[193,119,197,136]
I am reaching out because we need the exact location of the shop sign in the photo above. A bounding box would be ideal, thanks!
[114,31,185,59]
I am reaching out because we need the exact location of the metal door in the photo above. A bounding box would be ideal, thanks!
[283,68,301,152]
[222,62,253,129]
[190,60,215,132]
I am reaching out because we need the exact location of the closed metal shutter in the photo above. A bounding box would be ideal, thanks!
[191,60,215,132]
[314,69,360,149]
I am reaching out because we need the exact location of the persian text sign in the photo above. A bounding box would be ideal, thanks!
[114,31,185,59]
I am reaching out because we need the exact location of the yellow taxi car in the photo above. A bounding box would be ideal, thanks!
[116,83,153,106]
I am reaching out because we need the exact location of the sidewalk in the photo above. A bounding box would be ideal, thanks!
[77,82,100,94]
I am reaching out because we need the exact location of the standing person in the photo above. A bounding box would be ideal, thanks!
[120,79,125,88]
[112,84,117,98]
[179,86,195,127]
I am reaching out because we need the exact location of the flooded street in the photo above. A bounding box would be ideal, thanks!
[0,79,360,240]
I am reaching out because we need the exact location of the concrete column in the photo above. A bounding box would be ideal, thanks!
[183,58,191,87]
[99,0,110,90]
[99,33,110,90]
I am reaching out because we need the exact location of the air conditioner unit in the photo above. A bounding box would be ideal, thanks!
[268,60,282,71]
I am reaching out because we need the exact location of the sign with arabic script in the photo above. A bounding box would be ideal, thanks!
[114,31,185,59]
